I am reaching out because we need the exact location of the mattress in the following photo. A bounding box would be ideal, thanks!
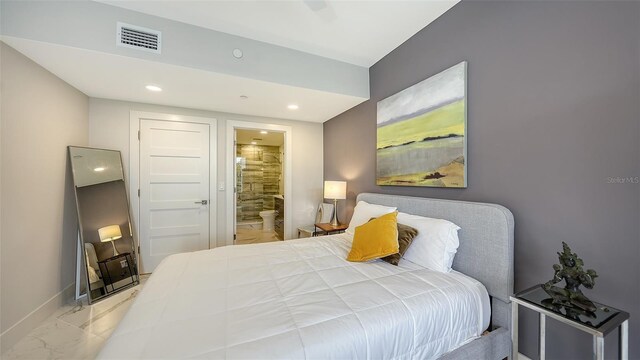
[98,234,490,359]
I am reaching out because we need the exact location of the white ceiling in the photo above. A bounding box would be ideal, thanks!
[2,0,459,122]
[2,37,365,123]
[95,0,458,67]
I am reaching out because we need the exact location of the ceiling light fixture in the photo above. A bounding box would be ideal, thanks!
[287,104,299,110]
[251,141,257,145]
[145,85,162,92]
[94,167,105,172]
[232,48,243,59]
[260,130,268,134]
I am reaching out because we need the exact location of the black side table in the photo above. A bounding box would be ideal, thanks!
[97,252,136,294]
[511,284,629,360]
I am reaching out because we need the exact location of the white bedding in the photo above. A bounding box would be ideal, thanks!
[99,234,490,359]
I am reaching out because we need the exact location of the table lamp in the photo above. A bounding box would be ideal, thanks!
[324,181,346,226]
[99,225,122,257]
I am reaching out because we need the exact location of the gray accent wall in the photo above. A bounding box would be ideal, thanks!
[0,42,88,352]
[323,2,639,358]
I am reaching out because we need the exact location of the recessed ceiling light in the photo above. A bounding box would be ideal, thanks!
[287,104,299,110]
[260,130,268,134]
[251,141,257,145]
[94,167,105,172]
[240,95,248,100]
[145,85,162,92]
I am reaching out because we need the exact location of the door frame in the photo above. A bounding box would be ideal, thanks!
[226,120,292,245]
[130,111,218,272]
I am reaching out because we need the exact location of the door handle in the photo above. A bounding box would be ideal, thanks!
[195,200,208,205]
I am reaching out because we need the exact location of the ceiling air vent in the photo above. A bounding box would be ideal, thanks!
[117,22,161,54]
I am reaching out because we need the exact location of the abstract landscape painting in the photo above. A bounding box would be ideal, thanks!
[376,61,467,188]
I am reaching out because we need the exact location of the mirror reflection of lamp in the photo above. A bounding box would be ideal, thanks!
[99,225,122,257]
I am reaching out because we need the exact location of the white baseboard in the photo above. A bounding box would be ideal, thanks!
[0,282,75,354]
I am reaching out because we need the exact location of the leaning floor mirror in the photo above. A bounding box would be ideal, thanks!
[69,146,139,303]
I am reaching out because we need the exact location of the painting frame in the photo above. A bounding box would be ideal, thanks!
[376,61,467,188]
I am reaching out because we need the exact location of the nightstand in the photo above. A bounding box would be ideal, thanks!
[98,252,136,294]
[511,284,629,360]
[313,223,348,236]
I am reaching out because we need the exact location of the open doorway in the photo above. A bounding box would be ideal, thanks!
[234,129,285,245]
[226,120,293,246]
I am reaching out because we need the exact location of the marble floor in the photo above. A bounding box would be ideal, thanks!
[4,230,281,360]
[3,275,149,360]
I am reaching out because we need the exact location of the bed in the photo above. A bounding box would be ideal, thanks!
[98,193,514,359]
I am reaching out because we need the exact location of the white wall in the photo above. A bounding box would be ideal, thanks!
[0,42,88,352]
[89,98,323,248]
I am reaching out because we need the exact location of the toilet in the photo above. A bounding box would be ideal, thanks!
[259,210,276,231]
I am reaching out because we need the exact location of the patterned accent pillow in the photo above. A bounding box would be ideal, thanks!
[382,222,419,266]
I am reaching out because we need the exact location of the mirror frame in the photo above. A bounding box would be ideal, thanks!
[68,146,139,304]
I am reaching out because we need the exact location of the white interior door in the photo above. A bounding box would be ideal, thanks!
[139,119,210,272]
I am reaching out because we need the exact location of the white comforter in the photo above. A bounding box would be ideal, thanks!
[99,234,489,359]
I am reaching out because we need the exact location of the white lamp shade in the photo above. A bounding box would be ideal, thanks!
[324,181,347,200]
[98,225,122,242]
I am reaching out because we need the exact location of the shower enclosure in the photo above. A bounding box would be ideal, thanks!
[235,144,282,225]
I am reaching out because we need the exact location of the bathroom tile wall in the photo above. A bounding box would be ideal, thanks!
[236,144,282,222]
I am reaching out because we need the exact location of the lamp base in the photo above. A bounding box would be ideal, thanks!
[111,241,119,257]
[330,199,340,226]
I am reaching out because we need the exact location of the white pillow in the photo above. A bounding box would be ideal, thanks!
[346,201,397,235]
[398,212,461,273]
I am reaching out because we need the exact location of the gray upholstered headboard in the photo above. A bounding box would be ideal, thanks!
[357,193,514,330]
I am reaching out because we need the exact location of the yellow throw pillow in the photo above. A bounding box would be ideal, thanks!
[347,211,399,262]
